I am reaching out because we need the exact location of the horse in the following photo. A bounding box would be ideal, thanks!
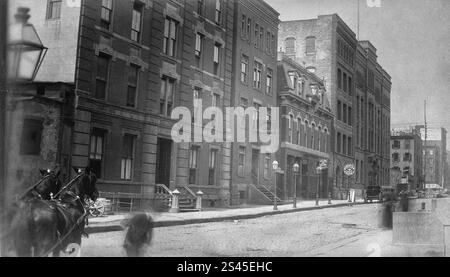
[1,168,63,257]
[2,167,98,257]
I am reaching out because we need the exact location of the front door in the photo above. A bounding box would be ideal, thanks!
[252,150,259,185]
[156,138,172,187]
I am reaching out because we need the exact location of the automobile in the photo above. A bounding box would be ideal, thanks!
[365,186,382,202]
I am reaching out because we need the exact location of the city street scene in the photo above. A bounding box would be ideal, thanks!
[1,0,450,258]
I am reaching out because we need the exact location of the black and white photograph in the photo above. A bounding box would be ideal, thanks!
[0,0,450,260]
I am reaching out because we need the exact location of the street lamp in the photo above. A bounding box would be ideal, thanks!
[272,160,279,211]
[293,163,300,208]
[7,7,47,82]
[1,7,46,256]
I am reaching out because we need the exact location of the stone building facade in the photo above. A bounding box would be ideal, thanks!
[229,0,279,205]
[278,14,391,199]
[276,56,333,200]
[390,129,423,190]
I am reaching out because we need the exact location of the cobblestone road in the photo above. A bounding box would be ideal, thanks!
[81,204,393,257]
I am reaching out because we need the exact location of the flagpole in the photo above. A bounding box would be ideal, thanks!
[357,0,360,40]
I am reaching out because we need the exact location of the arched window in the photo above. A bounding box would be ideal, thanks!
[297,119,302,146]
[305,36,316,54]
[311,123,316,149]
[289,114,294,143]
[318,126,322,151]
[304,120,309,147]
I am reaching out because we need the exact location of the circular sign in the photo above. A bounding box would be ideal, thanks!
[344,164,356,176]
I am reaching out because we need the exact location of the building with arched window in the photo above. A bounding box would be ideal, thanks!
[276,55,333,200]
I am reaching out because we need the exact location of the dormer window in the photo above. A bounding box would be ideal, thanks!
[288,72,297,91]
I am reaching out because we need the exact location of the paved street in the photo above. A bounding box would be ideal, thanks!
[82,204,398,257]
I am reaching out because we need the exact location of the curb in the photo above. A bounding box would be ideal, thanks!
[86,201,375,234]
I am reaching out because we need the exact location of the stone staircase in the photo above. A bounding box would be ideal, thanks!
[155,184,199,212]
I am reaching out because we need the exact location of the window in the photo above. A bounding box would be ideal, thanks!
[195,33,204,68]
[348,106,352,126]
[254,23,259,48]
[392,153,399,162]
[264,154,271,179]
[343,135,347,155]
[215,0,222,25]
[297,121,301,145]
[266,31,271,53]
[266,107,272,133]
[348,76,353,95]
[121,134,136,180]
[343,103,347,124]
[20,118,43,155]
[259,26,264,50]
[288,72,297,90]
[197,0,204,16]
[337,132,342,153]
[95,53,110,99]
[47,0,62,20]
[163,18,178,57]
[285,37,296,56]
[89,128,106,178]
[311,124,316,150]
[266,68,273,94]
[348,137,352,156]
[189,146,199,184]
[253,61,262,89]
[403,153,412,162]
[288,115,293,143]
[209,149,218,186]
[247,18,252,40]
[305,36,316,54]
[131,2,143,42]
[241,55,249,83]
[160,76,175,116]
[343,72,348,92]
[213,43,221,75]
[127,65,139,107]
[212,94,219,108]
[241,15,246,36]
[253,103,261,131]
[337,100,342,121]
[193,88,202,120]
[337,69,342,90]
[392,140,400,149]
[238,146,246,176]
[101,0,113,29]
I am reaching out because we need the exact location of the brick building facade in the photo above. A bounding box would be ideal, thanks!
[276,56,333,200]
[229,0,279,206]
[278,15,391,198]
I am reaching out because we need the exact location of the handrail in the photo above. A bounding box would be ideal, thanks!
[181,185,197,198]
[155,184,173,196]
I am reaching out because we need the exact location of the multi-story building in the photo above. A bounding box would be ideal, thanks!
[278,14,391,199]
[229,0,279,205]
[390,129,423,190]
[415,126,447,189]
[9,0,237,209]
[276,55,333,200]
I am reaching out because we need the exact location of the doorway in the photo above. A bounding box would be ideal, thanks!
[252,149,259,185]
[156,138,172,187]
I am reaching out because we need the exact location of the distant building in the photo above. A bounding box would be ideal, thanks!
[278,14,392,199]
[390,128,423,190]
[415,126,447,189]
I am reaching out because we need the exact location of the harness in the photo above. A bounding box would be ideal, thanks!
[17,174,53,200]
[41,191,90,257]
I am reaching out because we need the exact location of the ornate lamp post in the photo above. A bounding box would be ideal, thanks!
[1,7,47,256]
[7,7,48,83]
[273,160,279,211]
[293,163,300,208]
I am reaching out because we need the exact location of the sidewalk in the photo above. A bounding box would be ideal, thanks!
[86,199,371,234]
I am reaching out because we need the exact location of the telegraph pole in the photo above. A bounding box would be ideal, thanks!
[424,100,427,191]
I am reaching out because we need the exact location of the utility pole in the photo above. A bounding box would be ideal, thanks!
[424,100,427,191]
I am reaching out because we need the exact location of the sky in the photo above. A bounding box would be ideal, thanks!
[266,0,450,146]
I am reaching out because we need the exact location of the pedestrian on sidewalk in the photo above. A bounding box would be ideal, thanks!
[122,212,154,257]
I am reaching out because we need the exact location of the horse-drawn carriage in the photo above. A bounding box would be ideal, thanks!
[1,166,99,257]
